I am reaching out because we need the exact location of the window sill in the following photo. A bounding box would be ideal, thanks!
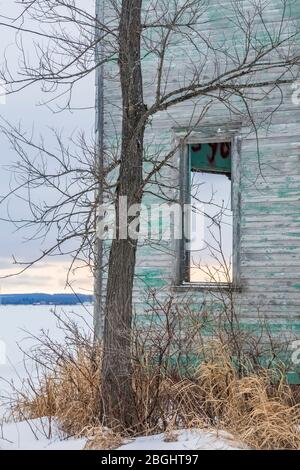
[172,282,241,292]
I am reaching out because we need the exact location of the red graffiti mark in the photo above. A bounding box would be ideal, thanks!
[220,142,230,159]
[191,144,201,152]
[207,143,218,165]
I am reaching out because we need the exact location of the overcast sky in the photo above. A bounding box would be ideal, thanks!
[0,0,95,294]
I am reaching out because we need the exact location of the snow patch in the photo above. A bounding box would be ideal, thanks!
[0,420,243,450]
[119,429,244,451]
[0,419,86,451]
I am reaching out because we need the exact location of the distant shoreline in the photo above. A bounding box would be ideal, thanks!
[0,293,93,306]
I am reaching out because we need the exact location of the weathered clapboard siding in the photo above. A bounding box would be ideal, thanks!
[97,0,300,334]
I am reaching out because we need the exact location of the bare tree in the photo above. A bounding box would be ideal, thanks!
[1,0,300,427]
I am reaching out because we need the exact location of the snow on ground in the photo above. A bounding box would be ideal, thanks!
[0,419,243,450]
[0,305,244,451]
[0,419,86,450]
[119,430,244,451]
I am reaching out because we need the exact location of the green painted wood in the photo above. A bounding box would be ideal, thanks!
[190,142,231,174]
[100,1,300,378]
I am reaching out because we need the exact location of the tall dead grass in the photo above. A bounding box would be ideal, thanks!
[12,345,102,437]
[196,341,300,449]
[5,307,300,450]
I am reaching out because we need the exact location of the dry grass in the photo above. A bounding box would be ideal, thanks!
[132,369,207,434]
[7,313,300,450]
[83,426,124,450]
[12,346,102,437]
[197,341,300,450]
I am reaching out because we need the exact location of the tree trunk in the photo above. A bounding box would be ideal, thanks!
[101,0,145,428]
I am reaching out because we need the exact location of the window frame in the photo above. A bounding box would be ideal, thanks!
[177,130,241,290]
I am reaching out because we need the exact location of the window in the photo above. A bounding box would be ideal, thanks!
[183,142,233,284]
